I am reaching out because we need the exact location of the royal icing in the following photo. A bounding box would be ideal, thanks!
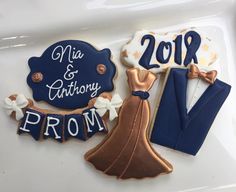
[186,65,216,113]
[27,40,116,109]
[64,114,86,141]
[19,109,45,140]
[150,67,231,155]
[121,29,217,73]
[43,114,64,142]
[4,93,123,142]
[94,94,123,121]
[3,94,29,120]
[18,107,106,142]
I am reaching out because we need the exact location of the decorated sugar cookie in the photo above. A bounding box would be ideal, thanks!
[121,29,217,73]
[3,93,122,142]
[150,64,231,155]
[85,68,173,179]
[27,40,116,109]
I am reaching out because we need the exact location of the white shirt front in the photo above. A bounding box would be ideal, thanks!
[186,65,215,113]
[186,78,209,113]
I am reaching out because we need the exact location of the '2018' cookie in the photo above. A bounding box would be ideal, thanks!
[27,40,116,109]
[121,29,217,73]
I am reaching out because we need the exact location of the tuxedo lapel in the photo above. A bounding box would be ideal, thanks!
[172,68,188,129]
[172,68,224,130]
[187,79,224,123]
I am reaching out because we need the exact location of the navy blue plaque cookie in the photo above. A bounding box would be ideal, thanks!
[27,40,116,109]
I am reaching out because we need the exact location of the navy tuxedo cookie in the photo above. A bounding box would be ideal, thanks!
[27,40,116,109]
[150,68,231,155]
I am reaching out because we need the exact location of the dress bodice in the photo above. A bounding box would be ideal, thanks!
[126,68,156,92]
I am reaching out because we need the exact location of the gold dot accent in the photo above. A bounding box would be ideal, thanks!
[121,49,128,58]
[199,57,207,65]
[202,44,209,51]
[97,64,106,75]
[133,51,142,60]
[210,52,217,61]
[32,72,43,83]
